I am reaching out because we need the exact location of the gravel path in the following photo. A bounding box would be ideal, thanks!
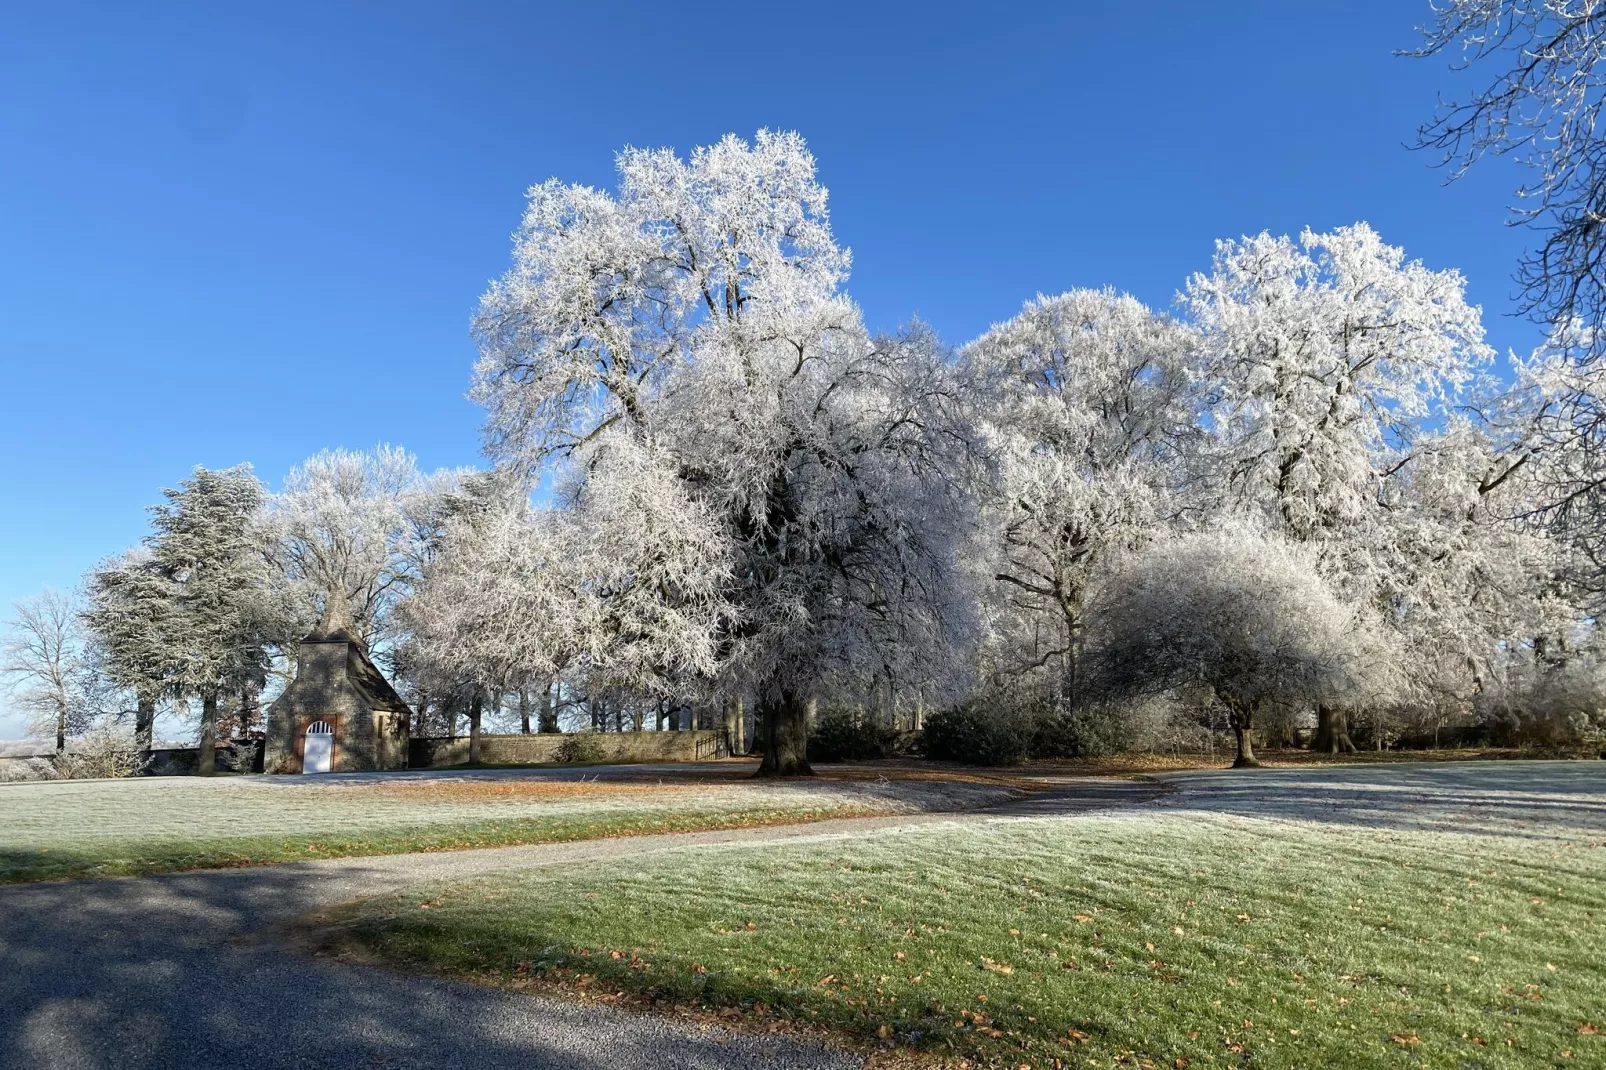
[0,774,1158,1069]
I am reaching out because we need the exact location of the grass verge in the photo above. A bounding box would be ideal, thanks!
[321,801,1606,1067]
[0,804,923,884]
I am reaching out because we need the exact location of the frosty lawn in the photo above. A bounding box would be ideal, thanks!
[0,770,1020,883]
[325,762,1606,1068]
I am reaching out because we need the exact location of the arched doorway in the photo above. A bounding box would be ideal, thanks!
[302,720,334,774]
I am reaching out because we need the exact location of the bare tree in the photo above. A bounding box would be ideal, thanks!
[2,590,88,755]
[1411,1,1606,350]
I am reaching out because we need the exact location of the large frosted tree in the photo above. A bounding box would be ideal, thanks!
[269,445,461,644]
[960,289,1195,698]
[144,466,285,774]
[1411,4,1606,635]
[471,131,974,775]
[1182,223,1540,747]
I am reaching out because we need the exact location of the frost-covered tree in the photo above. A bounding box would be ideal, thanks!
[961,289,1195,697]
[270,445,462,644]
[2,589,91,754]
[1185,222,1491,540]
[1086,530,1394,767]
[403,486,571,761]
[1184,223,1520,748]
[143,466,286,774]
[471,131,973,775]
[1502,323,1606,611]
[82,550,172,753]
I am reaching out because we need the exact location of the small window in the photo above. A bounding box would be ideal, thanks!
[307,721,332,735]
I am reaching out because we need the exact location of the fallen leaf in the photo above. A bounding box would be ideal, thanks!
[1392,1033,1422,1046]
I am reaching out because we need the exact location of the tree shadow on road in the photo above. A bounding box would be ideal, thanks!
[0,860,853,1070]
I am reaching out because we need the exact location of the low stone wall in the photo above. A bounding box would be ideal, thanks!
[146,741,265,775]
[408,730,721,768]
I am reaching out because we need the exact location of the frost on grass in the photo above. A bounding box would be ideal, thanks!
[0,773,1019,854]
[334,763,1606,1069]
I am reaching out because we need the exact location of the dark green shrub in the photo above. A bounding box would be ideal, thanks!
[922,705,1033,766]
[1029,706,1128,759]
[807,710,901,762]
[553,732,607,764]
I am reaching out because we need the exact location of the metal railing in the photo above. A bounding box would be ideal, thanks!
[694,733,729,760]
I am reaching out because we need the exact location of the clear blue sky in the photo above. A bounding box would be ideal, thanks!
[0,1,1539,736]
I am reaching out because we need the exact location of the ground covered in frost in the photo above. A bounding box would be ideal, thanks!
[329,761,1606,1069]
[0,767,1022,883]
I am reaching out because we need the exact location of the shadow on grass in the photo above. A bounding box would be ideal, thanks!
[1157,759,1606,840]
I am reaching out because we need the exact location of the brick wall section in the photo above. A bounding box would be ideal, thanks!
[408,731,719,768]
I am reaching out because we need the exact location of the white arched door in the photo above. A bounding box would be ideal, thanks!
[302,721,334,774]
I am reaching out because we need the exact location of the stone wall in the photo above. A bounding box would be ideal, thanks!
[408,730,722,768]
[146,741,264,775]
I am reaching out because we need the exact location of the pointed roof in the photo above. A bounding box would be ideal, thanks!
[294,593,410,713]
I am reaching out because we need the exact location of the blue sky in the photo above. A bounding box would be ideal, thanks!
[0,1,1540,736]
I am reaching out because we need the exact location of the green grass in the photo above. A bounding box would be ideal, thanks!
[0,774,984,883]
[328,802,1606,1067]
[0,806,882,884]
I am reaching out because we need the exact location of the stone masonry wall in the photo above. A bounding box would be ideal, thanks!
[408,730,720,768]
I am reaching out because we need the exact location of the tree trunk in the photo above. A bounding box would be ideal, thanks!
[723,695,745,755]
[468,693,484,764]
[1312,705,1356,754]
[197,691,218,775]
[1228,704,1260,769]
[135,692,156,758]
[540,680,558,733]
[55,697,67,757]
[755,689,814,777]
[518,688,531,734]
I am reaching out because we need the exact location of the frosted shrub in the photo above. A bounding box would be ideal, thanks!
[53,722,147,780]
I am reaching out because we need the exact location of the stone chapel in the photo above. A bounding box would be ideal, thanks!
[263,599,411,774]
